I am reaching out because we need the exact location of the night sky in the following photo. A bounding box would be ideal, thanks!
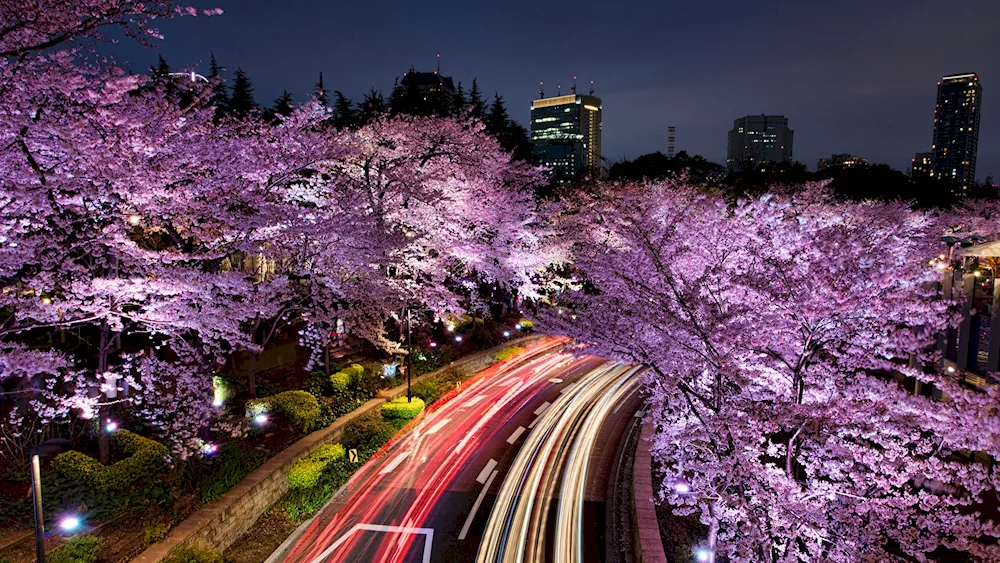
[108,0,1000,179]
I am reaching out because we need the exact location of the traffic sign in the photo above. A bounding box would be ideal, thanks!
[348,448,359,463]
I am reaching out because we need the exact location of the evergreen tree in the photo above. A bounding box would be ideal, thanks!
[262,90,294,123]
[150,55,170,79]
[358,88,387,125]
[206,52,228,118]
[451,81,467,116]
[332,91,356,129]
[467,78,485,119]
[228,67,258,119]
[313,72,328,106]
[484,93,509,135]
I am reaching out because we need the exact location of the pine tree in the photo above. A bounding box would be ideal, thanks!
[150,55,170,79]
[451,81,467,116]
[358,88,386,126]
[484,93,509,135]
[263,90,294,123]
[228,68,258,119]
[332,91,356,129]
[468,78,485,119]
[206,52,228,118]
[313,72,328,107]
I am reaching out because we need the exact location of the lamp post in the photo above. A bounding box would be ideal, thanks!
[27,439,72,563]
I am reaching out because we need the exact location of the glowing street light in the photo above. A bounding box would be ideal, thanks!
[673,481,692,494]
[58,516,81,533]
[105,420,118,433]
[127,214,141,226]
[429,341,437,348]
[503,331,511,338]
[253,414,268,425]
[696,548,714,562]
[455,335,463,343]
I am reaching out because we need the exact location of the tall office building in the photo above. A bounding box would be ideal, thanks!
[911,152,934,181]
[530,93,602,182]
[390,68,456,116]
[932,73,982,193]
[726,115,793,171]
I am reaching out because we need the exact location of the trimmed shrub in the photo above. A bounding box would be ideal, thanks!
[162,545,223,563]
[517,318,535,332]
[49,536,100,563]
[495,346,526,362]
[341,412,396,455]
[381,396,425,427]
[246,390,321,432]
[329,364,362,393]
[145,523,170,544]
[288,443,346,490]
[51,430,168,495]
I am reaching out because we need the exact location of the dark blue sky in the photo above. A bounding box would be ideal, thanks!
[108,0,999,179]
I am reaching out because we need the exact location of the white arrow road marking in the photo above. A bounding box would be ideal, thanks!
[309,523,434,563]
[425,418,451,435]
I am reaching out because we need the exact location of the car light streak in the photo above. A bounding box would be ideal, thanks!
[475,362,641,563]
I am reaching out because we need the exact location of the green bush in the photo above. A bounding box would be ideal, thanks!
[411,367,468,405]
[495,346,526,362]
[288,443,346,490]
[517,318,535,332]
[162,545,223,563]
[49,536,101,563]
[381,396,425,427]
[341,412,396,456]
[280,456,359,523]
[145,523,170,544]
[329,370,351,392]
[246,390,321,432]
[51,430,168,495]
[200,442,267,503]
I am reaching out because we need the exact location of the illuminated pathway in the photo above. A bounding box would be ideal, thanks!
[275,337,641,563]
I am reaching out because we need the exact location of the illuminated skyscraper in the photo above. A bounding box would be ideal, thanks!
[530,92,602,182]
[726,115,793,171]
[932,73,982,193]
[911,152,934,181]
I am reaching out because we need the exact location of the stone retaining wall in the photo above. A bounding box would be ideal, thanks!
[633,419,669,563]
[133,335,544,562]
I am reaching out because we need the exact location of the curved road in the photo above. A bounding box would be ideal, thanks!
[276,337,642,563]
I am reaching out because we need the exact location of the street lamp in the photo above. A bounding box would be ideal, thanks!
[28,438,72,563]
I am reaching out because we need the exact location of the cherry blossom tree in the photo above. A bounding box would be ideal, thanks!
[542,181,1000,561]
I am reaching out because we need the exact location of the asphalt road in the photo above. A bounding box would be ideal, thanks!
[276,338,642,563]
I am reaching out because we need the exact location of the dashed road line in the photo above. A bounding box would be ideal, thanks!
[506,426,526,444]
[477,458,499,484]
[458,469,499,540]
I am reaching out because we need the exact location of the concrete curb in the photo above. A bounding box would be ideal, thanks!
[633,418,669,563]
[132,335,545,562]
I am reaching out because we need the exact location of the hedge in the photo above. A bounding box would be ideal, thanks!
[330,364,363,392]
[517,318,535,331]
[288,443,346,490]
[381,396,425,426]
[246,390,321,431]
[51,430,168,495]
[49,536,101,563]
[162,545,223,563]
[495,346,526,362]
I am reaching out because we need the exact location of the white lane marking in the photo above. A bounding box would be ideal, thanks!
[425,418,451,435]
[534,402,551,416]
[634,409,646,419]
[506,426,526,444]
[461,395,486,408]
[309,523,434,563]
[549,378,563,383]
[528,415,542,429]
[477,458,499,484]
[378,451,411,475]
[458,469,499,540]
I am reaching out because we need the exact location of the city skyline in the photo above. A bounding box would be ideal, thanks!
[104,0,999,179]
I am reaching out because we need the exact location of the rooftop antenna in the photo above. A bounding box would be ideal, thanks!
[557,84,561,96]
[436,53,440,73]
[667,125,676,157]
[572,76,577,95]
[539,82,544,98]
[589,80,595,95]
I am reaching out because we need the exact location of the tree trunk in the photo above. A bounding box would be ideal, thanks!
[706,500,720,563]
[247,352,258,398]
[97,320,110,465]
